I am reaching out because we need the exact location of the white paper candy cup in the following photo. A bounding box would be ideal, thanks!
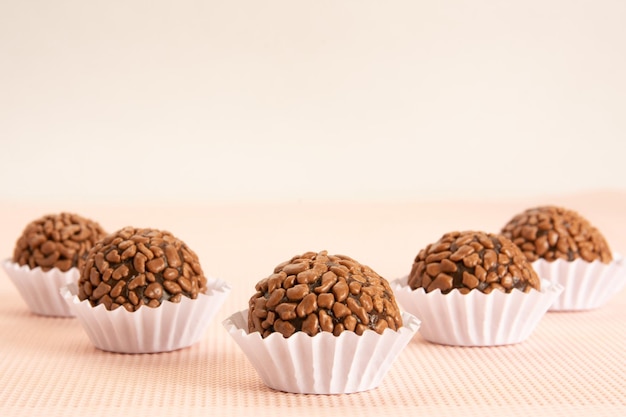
[61,277,231,353]
[533,253,626,311]
[223,309,420,394]
[2,259,77,317]
[391,276,562,347]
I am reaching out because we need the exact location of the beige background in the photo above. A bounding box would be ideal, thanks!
[1,1,626,203]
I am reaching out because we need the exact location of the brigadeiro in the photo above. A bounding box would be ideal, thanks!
[501,206,625,311]
[223,250,420,394]
[2,212,107,317]
[77,227,208,311]
[61,226,230,353]
[408,230,541,294]
[248,251,404,337]
[392,231,562,346]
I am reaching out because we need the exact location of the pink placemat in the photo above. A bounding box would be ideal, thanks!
[1,194,625,416]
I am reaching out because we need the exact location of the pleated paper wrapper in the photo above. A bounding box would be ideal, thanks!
[61,277,231,353]
[223,309,420,394]
[391,276,562,347]
[533,253,626,311]
[2,259,77,317]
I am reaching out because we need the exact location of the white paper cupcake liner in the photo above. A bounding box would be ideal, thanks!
[533,253,626,311]
[223,310,420,394]
[2,259,78,317]
[61,277,231,353]
[391,276,562,347]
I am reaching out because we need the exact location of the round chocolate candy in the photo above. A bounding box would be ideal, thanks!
[13,212,107,272]
[501,206,612,264]
[248,250,403,338]
[408,231,541,294]
[77,227,208,311]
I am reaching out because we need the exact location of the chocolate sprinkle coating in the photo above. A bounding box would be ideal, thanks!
[248,251,403,338]
[13,212,107,272]
[408,231,541,294]
[501,206,612,263]
[77,227,208,311]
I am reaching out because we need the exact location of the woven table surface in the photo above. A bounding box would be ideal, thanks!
[1,192,625,417]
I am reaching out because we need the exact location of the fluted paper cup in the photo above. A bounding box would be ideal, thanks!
[2,259,77,317]
[391,276,562,346]
[61,277,231,353]
[533,253,626,311]
[223,309,420,394]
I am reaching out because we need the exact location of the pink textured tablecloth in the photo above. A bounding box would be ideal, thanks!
[1,191,625,416]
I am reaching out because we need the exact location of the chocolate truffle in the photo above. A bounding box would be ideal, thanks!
[77,227,208,311]
[13,212,107,272]
[501,206,612,264]
[408,231,541,294]
[248,250,403,338]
